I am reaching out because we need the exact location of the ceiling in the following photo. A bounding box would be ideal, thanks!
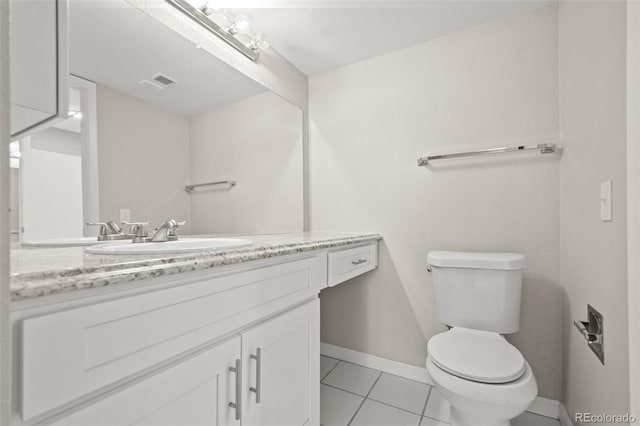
[67,0,553,114]
[231,1,553,74]
[69,0,266,117]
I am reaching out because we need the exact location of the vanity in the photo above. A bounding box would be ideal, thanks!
[10,233,380,425]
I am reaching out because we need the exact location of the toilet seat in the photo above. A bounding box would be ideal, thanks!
[428,327,525,384]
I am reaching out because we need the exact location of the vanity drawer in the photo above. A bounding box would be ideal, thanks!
[20,255,326,420]
[328,243,378,287]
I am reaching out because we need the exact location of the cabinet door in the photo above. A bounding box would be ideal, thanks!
[241,299,320,426]
[52,336,242,426]
[10,0,68,138]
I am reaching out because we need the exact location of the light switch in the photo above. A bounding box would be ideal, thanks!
[600,180,612,221]
[120,208,131,223]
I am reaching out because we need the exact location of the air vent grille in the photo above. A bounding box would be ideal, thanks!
[152,73,176,86]
[138,73,177,92]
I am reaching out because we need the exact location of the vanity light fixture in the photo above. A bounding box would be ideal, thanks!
[227,14,250,35]
[165,0,266,62]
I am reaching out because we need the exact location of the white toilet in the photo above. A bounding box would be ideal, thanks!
[426,251,538,426]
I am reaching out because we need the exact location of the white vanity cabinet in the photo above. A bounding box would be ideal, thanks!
[241,300,319,426]
[12,241,377,426]
[51,299,319,426]
[51,336,242,426]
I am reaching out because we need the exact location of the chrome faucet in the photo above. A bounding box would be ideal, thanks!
[122,221,151,243]
[87,221,134,241]
[150,219,185,242]
[125,219,185,243]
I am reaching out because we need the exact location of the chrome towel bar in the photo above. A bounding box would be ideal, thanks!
[184,179,237,193]
[417,143,556,166]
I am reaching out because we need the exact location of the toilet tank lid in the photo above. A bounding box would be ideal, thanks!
[427,251,525,270]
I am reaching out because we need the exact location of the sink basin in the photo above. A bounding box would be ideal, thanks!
[85,238,253,255]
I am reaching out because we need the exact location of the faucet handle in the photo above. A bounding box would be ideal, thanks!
[87,221,122,236]
[169,220,186,237]
[122,221,150,240]
[105,221,122,234]
[86,222,109,236]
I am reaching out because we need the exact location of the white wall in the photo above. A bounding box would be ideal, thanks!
[189,91,303,234]
[97,85,192,233]
[310,5,563,400]
[559,2,629,421]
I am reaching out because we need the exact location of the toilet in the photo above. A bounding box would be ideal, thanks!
[426,251,538,426]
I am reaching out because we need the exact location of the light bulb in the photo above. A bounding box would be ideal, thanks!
[200,3,213,16]
[249,33,268,52]
[233,14,250,35]
[254,33,268,49]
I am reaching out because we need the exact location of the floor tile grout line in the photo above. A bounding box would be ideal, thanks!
[322,381,428,420]
[321,382,370,398]
[421,385,433,419]
[321,358,342,382]
[366,395,430,417]
[423,414,449,423]
[346,371,383,426]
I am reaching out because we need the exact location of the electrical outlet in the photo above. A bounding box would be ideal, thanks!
[600,180,612,221]
[120,208,131,223]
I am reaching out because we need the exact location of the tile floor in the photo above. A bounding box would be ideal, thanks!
[320,355,560,426]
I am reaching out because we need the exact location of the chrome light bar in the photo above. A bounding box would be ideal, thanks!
[164,0,259,61]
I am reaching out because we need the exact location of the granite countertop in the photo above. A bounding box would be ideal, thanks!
[10,232,381,301]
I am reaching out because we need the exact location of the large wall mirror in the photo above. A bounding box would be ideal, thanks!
[10,0,304,246]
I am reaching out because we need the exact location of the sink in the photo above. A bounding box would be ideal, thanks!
[85,238,253,255]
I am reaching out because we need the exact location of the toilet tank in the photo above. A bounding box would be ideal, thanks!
[427,251,526,334]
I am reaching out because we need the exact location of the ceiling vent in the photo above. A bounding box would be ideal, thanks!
[138,73,177,91]
[152,73,176,87]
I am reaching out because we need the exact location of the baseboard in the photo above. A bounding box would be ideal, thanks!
[559,404,574,426]
[321,342,432,384]
[527,396,560,420]
[321,342,562,420]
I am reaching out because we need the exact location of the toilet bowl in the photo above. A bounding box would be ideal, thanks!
[426,328,537,426]
[425,251,538,426]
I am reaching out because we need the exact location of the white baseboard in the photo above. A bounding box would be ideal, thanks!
[559,404,574,426]
[320,342,432,385]
[527,396,560,420]
[321,342,561,420]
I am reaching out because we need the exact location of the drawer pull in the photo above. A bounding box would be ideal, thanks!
[351,259,367,265]
[229,359,242,420]
[249,347,262,403]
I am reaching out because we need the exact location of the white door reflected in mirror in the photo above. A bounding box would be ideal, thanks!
[13,76,99,245]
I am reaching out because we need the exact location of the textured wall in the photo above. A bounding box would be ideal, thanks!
[310,6,563,399]
[559,2,630,422]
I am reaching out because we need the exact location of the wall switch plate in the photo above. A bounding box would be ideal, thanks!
[120,208,131,223]
[600,180,612,221]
